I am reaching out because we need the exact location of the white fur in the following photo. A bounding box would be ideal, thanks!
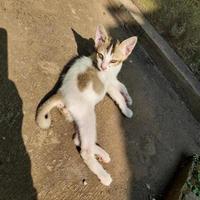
[59,56,133,186]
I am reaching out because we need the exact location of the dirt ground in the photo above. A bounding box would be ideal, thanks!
[0,0,200,200]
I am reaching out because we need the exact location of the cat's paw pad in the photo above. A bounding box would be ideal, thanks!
[124,108,133,118]
[100,173,112,186]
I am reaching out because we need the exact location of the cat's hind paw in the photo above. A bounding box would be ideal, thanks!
[95,145,111,163]
[96,153,111,163]
[58,106,73,122]
[99,173,112,186]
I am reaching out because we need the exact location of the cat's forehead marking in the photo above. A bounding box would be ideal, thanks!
[97,39,123,60]
[97,37,112,53]
[77,67,104,94]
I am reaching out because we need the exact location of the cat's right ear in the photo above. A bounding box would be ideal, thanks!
[95,25,108,48]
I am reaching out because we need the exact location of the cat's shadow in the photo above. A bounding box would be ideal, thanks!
[37,29,95,109]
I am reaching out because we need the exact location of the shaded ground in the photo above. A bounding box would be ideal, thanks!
[132,0,200,80]
[0,0,199,199]
[0,28,37,200]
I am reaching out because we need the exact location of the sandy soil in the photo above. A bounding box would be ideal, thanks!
[0,1,131,199]
[0,0,200,200]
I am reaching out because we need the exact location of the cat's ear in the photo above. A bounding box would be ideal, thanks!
[119,36,137,59]
[95,25,108,48]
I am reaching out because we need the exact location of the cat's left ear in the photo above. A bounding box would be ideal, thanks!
[119,36,137,59]
[95,25,108,48]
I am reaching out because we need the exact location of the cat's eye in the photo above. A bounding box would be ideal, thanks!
[110,60,118,64]
[97,52,104,60]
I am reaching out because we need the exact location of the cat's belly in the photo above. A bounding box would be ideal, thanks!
[80,83,106,103]
[60,79,106,109]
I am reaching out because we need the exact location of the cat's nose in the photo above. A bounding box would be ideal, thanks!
[101,63,107,70]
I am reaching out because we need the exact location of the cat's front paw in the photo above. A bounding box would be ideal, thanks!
[99,173,112,186]
[123,108,133,118]
[122,92,133,106]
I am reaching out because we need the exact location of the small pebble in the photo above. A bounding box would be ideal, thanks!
[146,183,151,190]
[82,179,87,186]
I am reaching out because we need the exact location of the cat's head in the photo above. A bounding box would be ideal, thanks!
[94,25,137,71]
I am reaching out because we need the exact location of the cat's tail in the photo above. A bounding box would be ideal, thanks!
[36,92,64,129]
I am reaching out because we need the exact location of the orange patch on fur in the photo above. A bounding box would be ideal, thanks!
[77,67,104,94]
[112,46,126,62]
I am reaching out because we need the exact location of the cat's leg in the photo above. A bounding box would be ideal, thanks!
[72,107,112,186]
[107,85,133,118]
[117,81,132,106]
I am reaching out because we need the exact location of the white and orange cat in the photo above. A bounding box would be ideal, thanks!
[36,25,137,186]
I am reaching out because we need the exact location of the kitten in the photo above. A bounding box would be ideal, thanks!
[36,25,137,186]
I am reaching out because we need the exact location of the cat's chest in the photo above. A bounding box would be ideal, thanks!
[77,67,106,95]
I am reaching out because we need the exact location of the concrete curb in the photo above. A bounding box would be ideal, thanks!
[108,0,200,122]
